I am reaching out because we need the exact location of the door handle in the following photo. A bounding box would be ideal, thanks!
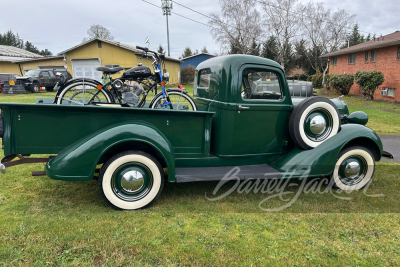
[239,105,250,110]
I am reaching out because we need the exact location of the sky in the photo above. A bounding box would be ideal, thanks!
[1,0,399,59]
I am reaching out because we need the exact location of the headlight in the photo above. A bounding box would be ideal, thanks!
[112,79,124,91]
[163,72,170,82]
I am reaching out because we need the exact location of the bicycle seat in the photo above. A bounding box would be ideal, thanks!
[96,67,124,74]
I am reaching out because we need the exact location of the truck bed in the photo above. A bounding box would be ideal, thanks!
[0,103,213,158]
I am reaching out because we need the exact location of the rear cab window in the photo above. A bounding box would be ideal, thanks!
[240,68,283,101]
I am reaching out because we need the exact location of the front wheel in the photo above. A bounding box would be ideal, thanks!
[31,82,40,93]
[98,151,164,210]
[149,89,197,111]
[331,146,375,191]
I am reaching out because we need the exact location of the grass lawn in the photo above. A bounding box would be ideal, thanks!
[0,88,400,266]
[316,88,400,135]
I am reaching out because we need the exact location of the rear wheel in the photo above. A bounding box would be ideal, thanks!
[331,146,375,191]
[98,151,164,210]
[150,89,197,110]
[56,81,112,105]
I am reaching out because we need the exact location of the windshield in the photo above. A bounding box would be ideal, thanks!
[24,70,41,77]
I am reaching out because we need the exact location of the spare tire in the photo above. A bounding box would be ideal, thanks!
[289,97,341,150]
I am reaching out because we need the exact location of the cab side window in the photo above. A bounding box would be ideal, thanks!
[241,69,282,100]
[41,71,50,77]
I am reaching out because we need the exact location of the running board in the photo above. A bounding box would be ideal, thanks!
[175,165,282,183]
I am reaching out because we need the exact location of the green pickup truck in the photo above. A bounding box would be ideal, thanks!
[0,55,392,210]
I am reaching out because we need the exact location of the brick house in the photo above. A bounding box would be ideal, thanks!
[322,31,400,102]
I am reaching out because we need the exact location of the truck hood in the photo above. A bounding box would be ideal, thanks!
[291,97,349,116]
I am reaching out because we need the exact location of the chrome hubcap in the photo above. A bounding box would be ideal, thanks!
[344,161,361,179]
[310,115,326,134]
[121,170,144,192]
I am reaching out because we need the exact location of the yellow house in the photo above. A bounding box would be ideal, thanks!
[1,39,181,85]
[57,38,181,84]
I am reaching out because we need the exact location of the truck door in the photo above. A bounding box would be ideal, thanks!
[40,71,50,87]
[231,65,292,155]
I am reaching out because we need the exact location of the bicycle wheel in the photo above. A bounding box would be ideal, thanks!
[149,89,197,111]
[56,81,112,105]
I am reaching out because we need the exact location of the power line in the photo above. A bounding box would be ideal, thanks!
[171,0,237,29]
[142,0,216,29]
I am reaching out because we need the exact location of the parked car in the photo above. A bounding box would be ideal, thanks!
[16,69,72,93]
[0,55,392,210]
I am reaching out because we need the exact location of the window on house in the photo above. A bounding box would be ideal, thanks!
[331,56,337,65]
[98,41,102,48]
[105,64,120,68]
[371,50,376,62]
[397,46,400,59]
[388,88,395,97]
[349,53,356,64]
[365,51,369,62]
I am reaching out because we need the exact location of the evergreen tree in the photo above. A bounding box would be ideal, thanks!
[25,41,40,54]
[157,44,165,54]
[249,40,260,56]
[201,46,209,53]
[39,49,52,56]
[181,47,193,58]
[261,36,278,61]
[341,24,365,48]
[0,30,52,56]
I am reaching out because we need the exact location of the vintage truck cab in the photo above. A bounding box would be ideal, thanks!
[0,55,391,210]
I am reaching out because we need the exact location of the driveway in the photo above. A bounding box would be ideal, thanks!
[379,134,400,163]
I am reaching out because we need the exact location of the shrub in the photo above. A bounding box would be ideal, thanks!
[324,74,331,90]
[180,65,196,84]
[329,74,355,95]
[354,71,385,100]
[311,73,323,88]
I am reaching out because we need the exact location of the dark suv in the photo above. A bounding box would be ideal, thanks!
[16,69,72,93]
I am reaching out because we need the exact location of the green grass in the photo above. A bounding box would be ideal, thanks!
[316,88,400,135]
[0,87,400,266]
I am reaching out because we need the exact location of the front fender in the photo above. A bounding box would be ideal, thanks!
[272,124,382,177]
[45,123,175,181]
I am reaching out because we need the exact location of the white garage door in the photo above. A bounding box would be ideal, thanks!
[71,58,102,82]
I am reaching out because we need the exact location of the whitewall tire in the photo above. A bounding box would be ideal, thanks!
[98,150,164,210]
[331,146,375,191]
[289,97,341,150]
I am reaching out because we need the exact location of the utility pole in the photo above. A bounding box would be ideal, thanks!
[161,0,172,57]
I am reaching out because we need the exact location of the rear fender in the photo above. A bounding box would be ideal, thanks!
[45,123,175,182]
[271,124,383,177]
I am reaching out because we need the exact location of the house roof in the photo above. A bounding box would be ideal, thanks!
[57,38,181,62]
[11,55,64,63]
[181,53,216,61]
[0,45,43,61]
[321,31,400,58]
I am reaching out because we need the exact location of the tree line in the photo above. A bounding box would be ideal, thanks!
[209,0,372,80]
[0,30,52,56]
